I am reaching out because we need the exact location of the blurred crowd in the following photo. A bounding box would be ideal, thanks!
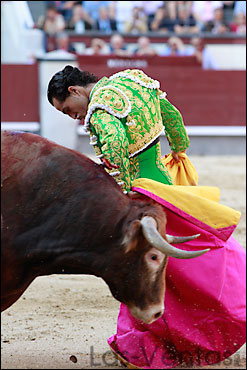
[34,0,246,65]
[36,1,246,36]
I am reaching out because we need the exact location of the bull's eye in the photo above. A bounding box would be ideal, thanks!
[145,248,164,269]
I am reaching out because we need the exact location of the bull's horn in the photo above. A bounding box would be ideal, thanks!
[166,234,200,244]
[140,216,210,259]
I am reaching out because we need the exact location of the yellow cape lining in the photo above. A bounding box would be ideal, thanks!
[132,178,241,230]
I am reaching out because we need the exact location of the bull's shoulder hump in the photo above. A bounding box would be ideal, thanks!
[1,130,93,174]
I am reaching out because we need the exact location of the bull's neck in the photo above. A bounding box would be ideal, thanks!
[28,244,110,279]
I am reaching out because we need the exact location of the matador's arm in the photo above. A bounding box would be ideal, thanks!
[89,109,131,194]
[159,91,190,153]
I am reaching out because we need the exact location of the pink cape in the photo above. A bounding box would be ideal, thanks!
[108,186,246,369]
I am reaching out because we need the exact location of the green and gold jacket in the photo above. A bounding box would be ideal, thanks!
[84,69,190,193]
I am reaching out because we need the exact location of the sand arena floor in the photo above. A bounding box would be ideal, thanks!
[1,155,246,369]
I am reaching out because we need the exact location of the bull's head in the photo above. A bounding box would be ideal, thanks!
[103,212,209,325]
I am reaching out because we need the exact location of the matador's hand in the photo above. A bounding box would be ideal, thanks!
[171,150,186,163]
[101,157,120,170]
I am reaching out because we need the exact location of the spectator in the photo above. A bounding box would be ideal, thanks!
[133,36,158,56]
[160,1,193,21]
[140,1,165,30]
[84,38,110,55]
[55,31,76,52]
[66,3,93,32]
[222,1,235,9]
[109,33,132,56]
[233,1,246,16]
[95,6,117,33]
[150,5,177,32]
[109,1,144,33]
[165,0,178,20]
[164,1,196,25]
[221,1,235,12]
[37,31,76,60]
[204,7,229,34]
[188,37,218,69]
[37,4,65,35]
[229,13,246,34]
[174,2,200,34]
[46,1,80,22]
[191,1,223,31]
[82,1,110,27]
[124,6,148,34]
[37,4,66,51]
[161,36,190,56]
[221,1,236,27]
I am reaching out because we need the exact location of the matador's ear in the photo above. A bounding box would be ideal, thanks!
[68,86,80,96]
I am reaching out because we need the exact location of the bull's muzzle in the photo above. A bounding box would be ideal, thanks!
[130,303,165,324]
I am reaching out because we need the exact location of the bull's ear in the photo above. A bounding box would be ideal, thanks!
[123,220,142,253]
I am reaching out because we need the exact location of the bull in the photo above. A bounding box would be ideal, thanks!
[1,130,209,324]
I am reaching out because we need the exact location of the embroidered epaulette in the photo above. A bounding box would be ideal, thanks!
[158,89,167,99]
[85,86,131,131]
[109,69,160,90]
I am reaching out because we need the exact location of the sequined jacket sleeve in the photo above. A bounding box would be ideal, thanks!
[90,110,131,194]
[159,92,190,152]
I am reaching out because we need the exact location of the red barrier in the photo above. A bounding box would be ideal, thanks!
[1,63,39,122]
[78,55,246,126]
[1,58,245,127]
[69,34,246,47]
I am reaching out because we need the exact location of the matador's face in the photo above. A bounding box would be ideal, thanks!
[52,85,89,124]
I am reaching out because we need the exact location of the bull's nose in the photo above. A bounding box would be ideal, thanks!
[153,310,163,320]
[129,304,165,324]
[145,306,165,324]
[152,307,164,321]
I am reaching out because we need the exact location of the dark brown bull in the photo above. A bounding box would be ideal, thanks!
[1,131,209,323]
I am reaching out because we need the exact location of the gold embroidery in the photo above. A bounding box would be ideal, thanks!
[160,97,190,152]
[90,110,132,193]
[155,143,173,183]
[88,70,190,192]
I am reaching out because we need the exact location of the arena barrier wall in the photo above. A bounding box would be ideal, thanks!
[77,55,246,128]
[1,63,40,132]
[1,57,246,136]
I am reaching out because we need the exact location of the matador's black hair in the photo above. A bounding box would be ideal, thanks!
[47,65,98,105]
